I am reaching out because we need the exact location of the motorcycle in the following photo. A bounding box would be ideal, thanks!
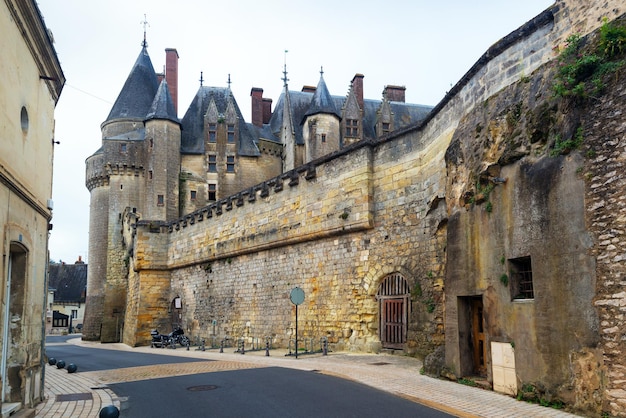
[150,327,189,348]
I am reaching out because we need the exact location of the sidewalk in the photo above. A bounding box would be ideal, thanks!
[35,338,582,418]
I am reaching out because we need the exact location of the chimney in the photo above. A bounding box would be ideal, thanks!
[351,74,364,110]
[75,255,84,264]
[383,85,406,102]
[301,85,316,93]
[262,98,273,124]
[251,88,264,127]
[165,48,179,113]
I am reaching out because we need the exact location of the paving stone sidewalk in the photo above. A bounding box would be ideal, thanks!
[35,338,582,418]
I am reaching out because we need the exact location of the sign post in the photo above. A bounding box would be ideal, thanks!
[289,287,305,359]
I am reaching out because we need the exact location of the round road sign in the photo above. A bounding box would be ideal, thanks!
[289,287,305,305]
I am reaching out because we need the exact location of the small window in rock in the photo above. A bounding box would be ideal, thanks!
[120,143,127,153]
[190,190,197,201]
[157,194,164,206]
[321,133,326,143]
[509,256,534,300]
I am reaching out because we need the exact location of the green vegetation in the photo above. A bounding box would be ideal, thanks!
[425,299,436,313]
[500,274,509,286]
[458,377,477,387]
[550,126,584,156]
[553,20,626,99]
[412,282,423,298]
[517,383,564,409]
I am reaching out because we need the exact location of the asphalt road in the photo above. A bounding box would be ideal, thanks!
[45,335,452,418]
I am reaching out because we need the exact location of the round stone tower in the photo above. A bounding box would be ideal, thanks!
[83,45,180,342]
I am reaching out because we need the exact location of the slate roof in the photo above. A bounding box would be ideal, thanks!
[303,75,341,120]
[48,263,87,303]
[265,90,433,145]
[180,86,260,156]
[145,79,179,124]
[105,47,159,122]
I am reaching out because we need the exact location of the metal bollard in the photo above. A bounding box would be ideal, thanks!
[265,341,270,356]
[220,339,224,353]
[240,339,245,355]
[322,337,328,356]
[201,338,206,351]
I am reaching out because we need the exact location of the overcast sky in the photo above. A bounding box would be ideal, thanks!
[37,0,554,264]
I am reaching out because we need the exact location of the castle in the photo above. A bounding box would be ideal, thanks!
[84,1,626,416]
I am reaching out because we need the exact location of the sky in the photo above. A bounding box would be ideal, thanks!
[37,0,555,264]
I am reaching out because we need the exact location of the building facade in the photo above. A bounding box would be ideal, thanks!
[0,0,64,413]
[46,258,87,334]
[84,0,626,416]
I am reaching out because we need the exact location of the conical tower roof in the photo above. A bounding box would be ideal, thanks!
[145,79,179,124]
[303,71,340,121]
[106,46,159,121]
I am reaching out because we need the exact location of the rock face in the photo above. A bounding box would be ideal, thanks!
[444,15,626,416]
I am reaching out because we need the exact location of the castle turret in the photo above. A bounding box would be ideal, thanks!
[144,79,181,221]
[302,69,341,163]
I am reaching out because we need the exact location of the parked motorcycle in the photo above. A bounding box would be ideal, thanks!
[150,327,189,348]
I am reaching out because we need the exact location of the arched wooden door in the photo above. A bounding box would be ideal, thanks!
[377,273,410,349]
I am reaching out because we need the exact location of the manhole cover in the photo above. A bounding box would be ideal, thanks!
[187,385,218,391]
[369,362,390,366]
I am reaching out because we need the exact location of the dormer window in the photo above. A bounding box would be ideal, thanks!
[208,124,217,143]
[227,124,235,143]
[382,122,390,134]
[346,119,358,137]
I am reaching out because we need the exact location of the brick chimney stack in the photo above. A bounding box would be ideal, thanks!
[351,74,364,110]
[262,98,273,124]
[165,48,179,113]
[251,88,264,127]
[383,85,406,102]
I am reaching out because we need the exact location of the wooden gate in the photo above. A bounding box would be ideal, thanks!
[377,273,410,349]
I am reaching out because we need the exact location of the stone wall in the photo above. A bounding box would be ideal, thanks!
[582,52,626,416]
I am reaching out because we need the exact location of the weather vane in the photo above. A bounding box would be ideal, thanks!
[282,50,289,86]
[141,14,149,47]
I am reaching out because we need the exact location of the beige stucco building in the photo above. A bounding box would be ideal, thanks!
[0,0,64,414]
